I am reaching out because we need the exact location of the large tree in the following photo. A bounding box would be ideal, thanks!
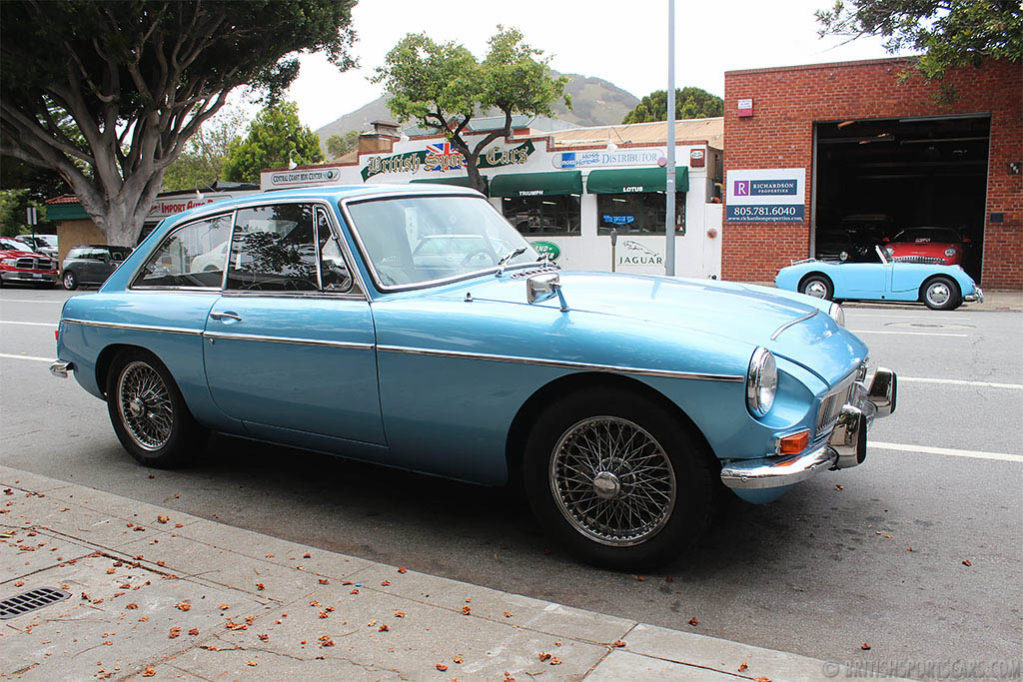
[161,104,250,191]
[0,1,356,245]
[816,0,1022,83]
[373,27,569,193]
[622,87,724,124]
[222,101,323,183]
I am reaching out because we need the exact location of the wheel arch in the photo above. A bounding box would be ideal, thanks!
[798,271,833,293]
[505,372,718,489]
[918,274,960,303]
[95,343,168,399]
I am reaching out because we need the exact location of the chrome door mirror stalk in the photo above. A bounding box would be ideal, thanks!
[526,272,569,312]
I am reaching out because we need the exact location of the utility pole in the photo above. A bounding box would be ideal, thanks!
[665,0,676,277]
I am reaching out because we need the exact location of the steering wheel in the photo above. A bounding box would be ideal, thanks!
[461,249,498,267]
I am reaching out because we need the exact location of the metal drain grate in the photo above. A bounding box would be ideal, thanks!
[0,587,71,619]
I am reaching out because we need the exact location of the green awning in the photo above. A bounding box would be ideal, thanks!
[409,175,488,195]
[45,203,89,221]
[586,166,689,194]
[490,171,582,198]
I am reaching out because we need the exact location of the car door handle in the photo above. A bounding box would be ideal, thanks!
[209,311,242,322]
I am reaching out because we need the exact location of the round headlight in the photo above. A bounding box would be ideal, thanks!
[828,302,845,327]
[747,347,777,418]
[944,248,956,257]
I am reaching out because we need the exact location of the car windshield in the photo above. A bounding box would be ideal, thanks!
[345,195,537,288]
[895,228,960,243]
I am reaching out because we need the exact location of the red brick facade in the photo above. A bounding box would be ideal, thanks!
[723,58,1022,288]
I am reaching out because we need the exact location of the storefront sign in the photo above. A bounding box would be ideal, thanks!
[266,167,343,189]
[531,240,561,261]
[617,240,663,266]
[362,140,535,181]
[726,168,805,223]
[147,192,248,218]
[552,148,666,170]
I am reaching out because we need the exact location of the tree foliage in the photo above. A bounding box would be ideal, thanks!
[326,130,361,159]
[162,104,250,191]
[0,1,356,245]
[622,88,723,124]
[373,26,569,192]
[0,189,47,238]
[222,101,323,183]
[816,0,1022,83]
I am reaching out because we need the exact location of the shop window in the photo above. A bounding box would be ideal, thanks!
[502,195,581,236]
[597,193,685,235]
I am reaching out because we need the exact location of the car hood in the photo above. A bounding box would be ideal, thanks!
[454,270,866,384]
[0,249,38,258]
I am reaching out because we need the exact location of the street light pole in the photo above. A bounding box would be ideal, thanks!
[664,0,676,277]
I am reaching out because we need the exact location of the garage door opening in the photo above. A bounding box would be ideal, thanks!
[813,115,989,282]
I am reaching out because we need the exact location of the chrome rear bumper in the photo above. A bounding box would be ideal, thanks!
[49,360,73,378]
[721,368,897,490]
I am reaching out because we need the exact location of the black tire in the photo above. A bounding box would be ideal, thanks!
[522,387,715,570]
[105,348,206,468]
[799,273,833,301]
[62,269,79,290]
[921,276,960,311]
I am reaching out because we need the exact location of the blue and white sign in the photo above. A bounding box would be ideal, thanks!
[553,148,665,169]
[726,168,806,223]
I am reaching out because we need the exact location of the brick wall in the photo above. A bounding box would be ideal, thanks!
[723,57,1022,289]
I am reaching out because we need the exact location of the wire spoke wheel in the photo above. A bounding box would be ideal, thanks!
[117,361,173,452]
[549,416,676,547]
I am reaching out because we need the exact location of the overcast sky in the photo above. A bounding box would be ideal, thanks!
[285,0,908,131]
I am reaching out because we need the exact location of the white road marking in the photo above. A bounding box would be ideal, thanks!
[0,320,57,327]
[0,352,53,362]
[873,442,1023,464]
[901,376,1023,390]
[849,329,968,337]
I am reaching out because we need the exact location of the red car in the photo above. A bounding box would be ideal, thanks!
[885,227,966,266]
[0,237,59,287]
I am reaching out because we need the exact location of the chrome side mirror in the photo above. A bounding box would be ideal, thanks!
[526,272,568,312]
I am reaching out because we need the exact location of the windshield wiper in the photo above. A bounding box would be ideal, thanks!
[495,246,527,277]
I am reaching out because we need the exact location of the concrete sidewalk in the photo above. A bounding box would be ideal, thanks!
[1,465,890,681]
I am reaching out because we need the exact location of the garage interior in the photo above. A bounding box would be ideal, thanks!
[813,115,990,282]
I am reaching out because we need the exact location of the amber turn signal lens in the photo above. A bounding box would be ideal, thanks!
[778,430,810,455]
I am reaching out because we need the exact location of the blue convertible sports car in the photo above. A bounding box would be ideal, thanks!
[50,186,896,568]
[775,245,983,310]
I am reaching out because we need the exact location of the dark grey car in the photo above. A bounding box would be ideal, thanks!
[61,245,132,290]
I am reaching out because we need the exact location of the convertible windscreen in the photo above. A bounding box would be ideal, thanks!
[346,195,538,287]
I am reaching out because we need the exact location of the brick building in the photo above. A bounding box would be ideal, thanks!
[722,57,1021,289]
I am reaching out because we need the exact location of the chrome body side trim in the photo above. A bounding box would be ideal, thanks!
[376,345,745,383]
[202,331,374,351]
[61,318,203,336]
[770,309,818,340]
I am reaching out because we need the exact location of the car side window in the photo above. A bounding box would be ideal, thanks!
[226,204,318,291]
[317,209,358,294]
[135,215,232,288]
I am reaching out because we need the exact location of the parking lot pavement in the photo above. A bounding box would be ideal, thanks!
[1,285,1021,675]
[1,465,874,681]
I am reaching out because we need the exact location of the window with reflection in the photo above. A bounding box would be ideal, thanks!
[501,195,581,235]
[597,193,685,235]
[317,209,358,294]
[226,204,319,291]
[134,214,231,287]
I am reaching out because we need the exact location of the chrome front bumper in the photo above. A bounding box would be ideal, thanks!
[721,367,897,490]
[49,360,73,378]
[964,286,984,303]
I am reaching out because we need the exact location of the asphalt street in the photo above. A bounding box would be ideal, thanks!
[1,285,1020,670]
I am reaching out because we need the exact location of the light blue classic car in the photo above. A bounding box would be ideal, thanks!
[775,246,983,310]
[50,186,896,568]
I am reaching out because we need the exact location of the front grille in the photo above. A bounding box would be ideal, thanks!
[892,255,943,265]
[816,375,856,433]
[13,257,53,270]
[0,587,71,619]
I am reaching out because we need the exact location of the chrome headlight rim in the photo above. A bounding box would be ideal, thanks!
[746,347,777,418]
[944,247,956,258]
[828,302,845,327]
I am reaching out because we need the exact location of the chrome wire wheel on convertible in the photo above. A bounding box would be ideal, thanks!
[116,361,173,451]
[550,416,676,546]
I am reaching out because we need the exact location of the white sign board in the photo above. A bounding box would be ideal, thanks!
[725,168,806,222]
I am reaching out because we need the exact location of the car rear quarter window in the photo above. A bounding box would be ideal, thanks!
[134,215,232,288]
[226,204,318,291]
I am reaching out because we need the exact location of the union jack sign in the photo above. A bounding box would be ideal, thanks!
[424,142,464,171]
